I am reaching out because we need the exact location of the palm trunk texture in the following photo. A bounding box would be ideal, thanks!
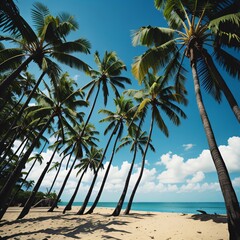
[190,48,240,240]
[124,112,154,215]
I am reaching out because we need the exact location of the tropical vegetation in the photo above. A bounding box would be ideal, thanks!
[0,1,239,239]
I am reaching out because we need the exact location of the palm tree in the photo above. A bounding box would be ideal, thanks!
[0,2,91,94]
[9,150,44,206]
[0,72,87,219]
[48,122,99,212]
[79,51,131,141]
[76,97,135,215]
[124,73,187,214]
[112,128,155,216]
[132,0,240,122]
[63,147,103,213]
[132,1,240,237]
[85,96,135,214]
[17,138,61,219]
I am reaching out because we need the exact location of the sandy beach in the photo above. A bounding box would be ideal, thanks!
[0,206,228,240]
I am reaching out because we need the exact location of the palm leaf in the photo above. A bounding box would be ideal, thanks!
[153,106,169,137]
[51,52,90,73]
[31,2,50,35]
[132,26,177,47]
[53,39,91,54]
[214,46,240,79]
[132,40,176,82]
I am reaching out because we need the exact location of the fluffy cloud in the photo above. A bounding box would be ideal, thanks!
[157,136,240,184]
[22,136,240,201]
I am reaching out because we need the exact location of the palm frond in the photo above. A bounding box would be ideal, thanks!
[132,26,176,47]
[197,57,222,102]
[51,52,90,73]
[31,2,50,35]
[214,46,240,79]
[132,40,176,82]
[153,106,169,137]
[53,39,91,54]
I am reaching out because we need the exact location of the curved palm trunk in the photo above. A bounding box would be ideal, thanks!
[112,143,137,216]
[0,71,46,154]
[190,48,240,240]
[63,167,87,214]
[77,124,119,215]
[85,124,122,214]
[18,142,59,219]
[112,119,143,216]
[0,136,29,173]
[0,55,34,95]
[124,113,154,215]
[0,116,42,167]
[9,158,37,207]
[0,114,53,220]
[202,49,240,123]
[48,143,77,212]
[8,138,47,206]
[83,84,100,132]
[47,157,64,195]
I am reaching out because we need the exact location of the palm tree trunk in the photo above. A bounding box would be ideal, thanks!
[0,114,54,220]
[0,71,46,154]
[17,142,59,219]
[112,144,137,216]
[82,84,100,132]
[77,123,119,215]
[190,48,240,240]
[0,116,42,166]
[63,167,87,214]
[202,49,240,123]
[47,157,64,195]
[8,158,37,207]
[85,124,122,214]
[0,55,34,95]
[48,143,77,212]
[112,119,143,216]
[124,112,154,215]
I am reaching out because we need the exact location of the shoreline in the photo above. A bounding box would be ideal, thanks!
[0,206,228,239]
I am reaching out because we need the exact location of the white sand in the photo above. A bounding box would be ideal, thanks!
[0,206,228,239]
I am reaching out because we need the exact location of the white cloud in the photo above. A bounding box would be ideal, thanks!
[187,171,205,183]
[22,136,239,201]
[232,177,240,188]
[158,136,240,184]
[182,143,195,151]
[178,182,220,193]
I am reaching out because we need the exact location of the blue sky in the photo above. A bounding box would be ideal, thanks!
[13,0,240,202]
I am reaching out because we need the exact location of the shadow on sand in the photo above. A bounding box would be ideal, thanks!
[190,213,227,224]
[0,211,145,239]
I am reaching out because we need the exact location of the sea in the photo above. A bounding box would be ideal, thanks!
[58,202,227,215]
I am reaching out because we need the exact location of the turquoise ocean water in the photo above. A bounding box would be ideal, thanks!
[58,202,226,214]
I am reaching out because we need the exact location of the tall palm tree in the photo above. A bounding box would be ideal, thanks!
[9,151,44,206]
[76,97,134,215]
[79,51,131,142]
[48,122,99,212]
[0,2,91,94]
[132,1,240,237]
[17,138,61,219]
[85,96,135,214]
[132,0,240,122]
[0,73,86,219]
[112,128,155,216]
[124,73,187,214]
[63,147,103,213]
